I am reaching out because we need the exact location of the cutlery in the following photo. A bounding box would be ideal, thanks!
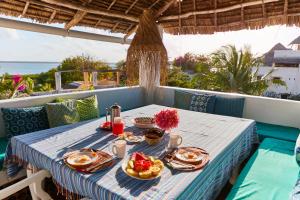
[86,156,116,171]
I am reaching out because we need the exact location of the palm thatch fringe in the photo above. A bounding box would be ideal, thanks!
[126,9,168,93]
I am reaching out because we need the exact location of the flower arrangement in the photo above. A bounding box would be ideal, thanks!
[154,109,179,131]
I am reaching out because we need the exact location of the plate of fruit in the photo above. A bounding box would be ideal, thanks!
[122,152,164,180]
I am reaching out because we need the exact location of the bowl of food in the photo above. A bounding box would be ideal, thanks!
[66,151,98,169]
[122,152,164,180]
[132,117,155,129]
[144,128,165,145]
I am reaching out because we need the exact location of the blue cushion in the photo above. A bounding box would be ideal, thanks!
[214,96,245,117]
[257,122,299,142]
[189,93,216,113]
[295,135,300,166]
[1,106,49,138]
[174,90,193,110]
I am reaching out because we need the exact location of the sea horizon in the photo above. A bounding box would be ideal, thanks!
[0,61,117,75]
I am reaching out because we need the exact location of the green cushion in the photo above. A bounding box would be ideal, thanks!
[46,100,80,128]
[0,137,9,171]
[174,90,193,110]
[76,95,99,121]
[227,138,299,200]
[1,106,49,138]
[256,122,300,142]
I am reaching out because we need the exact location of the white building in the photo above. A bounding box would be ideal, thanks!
[255,40,300,95]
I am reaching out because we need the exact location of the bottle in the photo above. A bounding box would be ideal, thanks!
[113,117,124,136]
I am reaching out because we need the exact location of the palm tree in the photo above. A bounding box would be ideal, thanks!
[210,45,285,95]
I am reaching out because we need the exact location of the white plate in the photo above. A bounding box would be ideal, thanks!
[66,152,98,167]
[175,151,203,163]
[121,159,162,181]
[124,135,144,143]
[131,119,155,129]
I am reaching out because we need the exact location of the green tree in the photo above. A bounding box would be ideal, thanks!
[57,55,111,85]
[210,45,285,95]
[167,67,192,88]
[116,60,126,86]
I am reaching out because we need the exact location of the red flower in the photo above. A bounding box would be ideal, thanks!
[12,75,22,85]
[154,109,179,130]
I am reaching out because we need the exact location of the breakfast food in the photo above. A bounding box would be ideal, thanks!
[125,152,164,179]
[75,155,91,163]
[134,117,155,124]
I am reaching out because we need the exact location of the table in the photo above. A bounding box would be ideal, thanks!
[10,105,257,200]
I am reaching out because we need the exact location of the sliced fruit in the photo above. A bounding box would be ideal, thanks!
[127,168,138,177]
[139,170,152,179]
[134,160,152,172]
[127,160,134,169]
[133,152,148,161]
[150,166,161,176]
[149,156,155,163]
[153,160,164,169]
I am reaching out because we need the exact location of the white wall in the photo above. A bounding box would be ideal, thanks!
[155,86,300,129]
[255,66,300,94]
[0,87,145,137]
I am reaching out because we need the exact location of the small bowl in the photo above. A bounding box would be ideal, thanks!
[132,117,155,129]
[144,128,165,145]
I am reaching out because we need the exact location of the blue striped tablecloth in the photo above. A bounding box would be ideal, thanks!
[11,105,257,200]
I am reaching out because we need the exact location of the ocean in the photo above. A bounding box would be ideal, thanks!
[0,62,117,75]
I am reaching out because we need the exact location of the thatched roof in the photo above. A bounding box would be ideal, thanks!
[0,0,300,35]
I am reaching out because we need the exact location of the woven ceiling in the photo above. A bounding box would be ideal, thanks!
[0,0,299,36]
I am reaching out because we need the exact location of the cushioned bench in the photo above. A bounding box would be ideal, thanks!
[0,137,8,171]
[256,122,300,142]
[227,138,299,200]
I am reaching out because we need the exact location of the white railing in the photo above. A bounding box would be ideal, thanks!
[155,86,300,129]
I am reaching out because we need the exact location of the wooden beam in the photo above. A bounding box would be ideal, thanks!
[125,0,139,14]
[149,0,161,9]
[159,0,279,21]
[19,0,73,15]
[108,0,117,10]
[284,0,288,23]
[193,0,196,33]
[22,2,30,16]
[65,10,87,30]
[155,0,177,18]
[112,22,119,32]
[214,0,217,27]
[124,25,138,40]
[262,0,266,25]
[241,4,245,27]
[48,10,56,23]
[178,0,181,34]
[39,0,139,22]
[0,17,132,44]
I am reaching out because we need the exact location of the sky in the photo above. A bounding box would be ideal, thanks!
[0,15,300,63]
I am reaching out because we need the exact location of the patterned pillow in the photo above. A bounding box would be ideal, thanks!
[1,106,49,138]
[46,100,80,128]
[76,95,99,121]
[190,93,216,113]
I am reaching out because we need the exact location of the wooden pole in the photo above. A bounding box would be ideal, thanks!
[55,72,62,92]
[116,72,120,86]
